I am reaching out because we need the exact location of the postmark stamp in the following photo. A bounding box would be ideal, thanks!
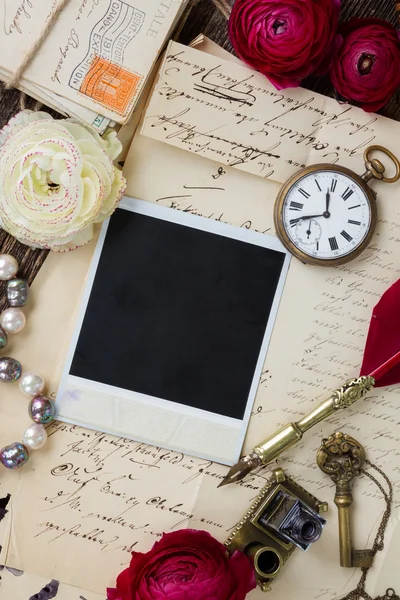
[69,0,145,116]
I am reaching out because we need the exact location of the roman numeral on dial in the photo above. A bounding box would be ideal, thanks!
[341,230,353,242]
[330,179,337,192]
[289,201,304,211]
[342,187,354,201]
[348,219,361,226]
[329,236,339,251]
[315,180,322,191]
[298,188,310,198]
[290,218,301,227]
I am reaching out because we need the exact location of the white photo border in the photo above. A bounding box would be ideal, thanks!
[56,197,291,465]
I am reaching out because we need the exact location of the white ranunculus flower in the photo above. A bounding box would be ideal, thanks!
[0,110,127,251]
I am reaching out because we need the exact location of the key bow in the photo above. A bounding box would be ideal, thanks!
[316,431,365,485]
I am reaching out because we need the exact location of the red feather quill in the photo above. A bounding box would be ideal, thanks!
[360,278,400,386]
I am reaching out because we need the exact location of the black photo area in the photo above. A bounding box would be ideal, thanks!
[70,209,286,420]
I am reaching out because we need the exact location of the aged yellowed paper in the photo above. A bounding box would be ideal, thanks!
[0,0,187,123]
[0,566,104,600]
[142,41,389,185]
[1,41,400,600]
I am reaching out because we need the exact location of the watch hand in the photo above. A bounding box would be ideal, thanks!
[299,214,324,220]
[326,188,331,213]
[290,215,323,226]
[307,221,312,239]
[290,214,324,227]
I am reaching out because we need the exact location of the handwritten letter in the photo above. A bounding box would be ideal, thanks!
[142,42,392,184]
[2,40,400,600]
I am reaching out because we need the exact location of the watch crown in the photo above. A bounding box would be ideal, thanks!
[370,159,385,175]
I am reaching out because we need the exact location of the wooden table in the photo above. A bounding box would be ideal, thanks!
[0,0,398,290]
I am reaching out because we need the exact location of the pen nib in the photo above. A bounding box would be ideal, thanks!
[218,453,261,488]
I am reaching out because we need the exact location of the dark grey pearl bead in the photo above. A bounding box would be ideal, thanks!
[0,325,8,349]
[0,442,29,469]
[6,278,29,307]
[0,357,22,382]
[29,395,56,424]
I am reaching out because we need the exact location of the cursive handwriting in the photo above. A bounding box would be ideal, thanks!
[4,0,33,35]
[51,28,79,84]
[34,423,262,553]
[143,43,381,182]
[6,71,400,594]
[76,0,99,20]
[147,108,280,177]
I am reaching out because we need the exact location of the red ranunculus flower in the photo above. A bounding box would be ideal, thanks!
[107,529,256,600]
[330,18,400,112]
[228,0,341,90]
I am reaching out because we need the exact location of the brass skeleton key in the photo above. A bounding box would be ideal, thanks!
[316,431,374,568]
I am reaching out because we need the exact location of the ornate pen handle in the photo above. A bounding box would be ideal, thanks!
[253,376,375,465]
[296,375,375,431]
[219,377,376,487]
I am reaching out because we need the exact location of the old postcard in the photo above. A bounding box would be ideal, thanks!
[1,41,400,600]
[0,0,187,123]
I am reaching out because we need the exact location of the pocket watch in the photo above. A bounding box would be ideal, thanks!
[274,146,400,266]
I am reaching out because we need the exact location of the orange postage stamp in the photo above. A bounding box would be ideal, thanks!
[79,56,142,116]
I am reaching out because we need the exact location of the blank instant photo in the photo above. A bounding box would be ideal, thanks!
[57,198,290,465]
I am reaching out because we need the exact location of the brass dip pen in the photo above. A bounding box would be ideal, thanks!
[219,276,400,488]
[219,376,374,487]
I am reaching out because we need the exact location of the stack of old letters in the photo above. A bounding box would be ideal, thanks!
[0,0,188,132]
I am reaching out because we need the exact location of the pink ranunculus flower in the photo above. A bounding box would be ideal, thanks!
[107,529,256,600]
[228,0,341,90]
[330,18,400,113]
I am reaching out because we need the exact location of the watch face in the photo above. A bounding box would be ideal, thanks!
[281,170,372,261]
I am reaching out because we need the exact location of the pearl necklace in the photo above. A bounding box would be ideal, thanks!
[0,254,56,470]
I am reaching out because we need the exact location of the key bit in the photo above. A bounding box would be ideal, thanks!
[316,431,374,568]
[218,453,261,488]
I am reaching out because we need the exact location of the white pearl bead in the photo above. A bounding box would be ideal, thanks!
[0,255,18,281]
[19,372,45,397]
[0,307,26,333]
[22,423,47,450]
